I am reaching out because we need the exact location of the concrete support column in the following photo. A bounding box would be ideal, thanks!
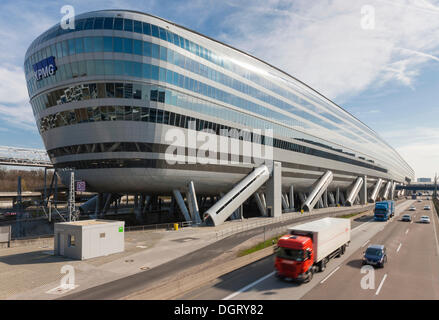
[254,192,267,217]
[266,161,282,217]
[173,189,191,222]
[361,175,368,205]
[336,187,340,205]
[187,181,201,224]
[323,189,328,208]
[289,185,295,210]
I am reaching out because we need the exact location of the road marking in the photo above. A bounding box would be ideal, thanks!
[222,271,275,300]
[405,229,409,235]
[397,243,402,252]
[375,274,388,295]
[320,266,340,284]
[361,239,370,248]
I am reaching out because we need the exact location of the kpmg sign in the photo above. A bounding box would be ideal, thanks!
[33,56,57,81]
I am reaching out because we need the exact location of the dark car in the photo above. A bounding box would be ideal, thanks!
[362,245,387,268]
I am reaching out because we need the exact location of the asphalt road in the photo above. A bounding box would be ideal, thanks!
[61,206,367,300]
[177,199,439,300]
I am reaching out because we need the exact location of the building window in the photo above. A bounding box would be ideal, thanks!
[68,235,76,247]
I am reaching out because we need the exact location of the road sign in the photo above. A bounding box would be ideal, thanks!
[76,181,86,192]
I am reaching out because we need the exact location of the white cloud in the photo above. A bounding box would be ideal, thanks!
[381,127,439,178]
[217,0,439,100]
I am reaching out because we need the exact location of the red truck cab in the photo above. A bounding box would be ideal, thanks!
[274,235,314,281]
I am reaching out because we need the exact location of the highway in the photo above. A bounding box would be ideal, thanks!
[178,198,439,300]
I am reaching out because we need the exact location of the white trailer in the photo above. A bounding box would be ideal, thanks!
[287,217,350,267]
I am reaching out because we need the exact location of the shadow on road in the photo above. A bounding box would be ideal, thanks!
[0,250,71,265]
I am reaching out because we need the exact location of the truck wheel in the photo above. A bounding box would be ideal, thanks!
[319,259,326,272]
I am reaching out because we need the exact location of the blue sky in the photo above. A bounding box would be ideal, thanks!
[0,0,438,178]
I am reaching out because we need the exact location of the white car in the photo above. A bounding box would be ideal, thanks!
[409,206,416,211]
[424,205,431,210]
[417,199,422,202]
[420,216,430,224]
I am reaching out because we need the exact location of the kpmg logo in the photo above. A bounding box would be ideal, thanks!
[33,56,57,81]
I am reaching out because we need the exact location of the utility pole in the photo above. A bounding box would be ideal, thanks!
[68,171,75,222]
[434,173,438,199]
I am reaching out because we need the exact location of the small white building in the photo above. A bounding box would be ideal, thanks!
[54,219,124,260]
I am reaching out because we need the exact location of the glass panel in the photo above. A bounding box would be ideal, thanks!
[103,17,114,29]
[94,17,104,29]
[84,37,94,52]
[114,37,123,52]
[151,25,159,37]
[75,38,84,54]
[104,60,113,75]
[151,43,159,59]
[68,39,75,56]
[115,83,124,97]
[84,18,94,30]
[159,27,167,40]
[143,41,151,56]
[123,19,133,32]
[114,60,123,75]
[94,37,104,52]
[133,20,142,33]
[123,38,133,54]
[103,37,113,51]
[143,22,151,35]
[114,18,123,30]
[106,83,115,97]
[133,40,142,55]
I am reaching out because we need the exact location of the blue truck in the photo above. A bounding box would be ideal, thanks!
[374,200,395,221]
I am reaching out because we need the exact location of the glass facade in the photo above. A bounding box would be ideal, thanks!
[24,10,414,182]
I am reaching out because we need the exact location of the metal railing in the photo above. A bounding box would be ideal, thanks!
[124,220,198,232]
[215,204,375,240]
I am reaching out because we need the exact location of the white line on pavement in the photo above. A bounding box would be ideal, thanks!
[406,228,409,235]
[375,274,388,295]
[222,271,275,300]
[320,266,340,284]
[361,239,370,248]
[397,243,402,252]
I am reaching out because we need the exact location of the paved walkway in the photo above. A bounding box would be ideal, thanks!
[1,203,373,300]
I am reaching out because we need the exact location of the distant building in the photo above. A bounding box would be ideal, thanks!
[417,178,432,183]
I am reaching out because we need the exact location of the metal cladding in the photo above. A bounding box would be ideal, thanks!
[302,171,333,212]
[203,165,270,226]
[345,177,364,206]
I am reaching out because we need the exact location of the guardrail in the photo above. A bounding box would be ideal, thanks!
[215,204,375,241]
[124,220,198,232]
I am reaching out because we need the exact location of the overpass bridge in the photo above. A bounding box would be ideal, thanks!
[0,146,52,168]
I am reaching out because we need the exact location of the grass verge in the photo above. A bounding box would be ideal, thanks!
[339,210,368,219]
[237,235,283,257]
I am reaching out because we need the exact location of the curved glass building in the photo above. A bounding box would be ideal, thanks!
[24,10,414,201]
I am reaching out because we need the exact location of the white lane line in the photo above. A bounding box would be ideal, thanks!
[375,274,388,295]
[405,229,409,235]
[396,243,402,252]
[222,271,275,300]
[320,266,340,284]
[361,239,370,248]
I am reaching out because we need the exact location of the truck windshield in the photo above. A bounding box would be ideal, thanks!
[276,247,305,261]
[375,209,387,214]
